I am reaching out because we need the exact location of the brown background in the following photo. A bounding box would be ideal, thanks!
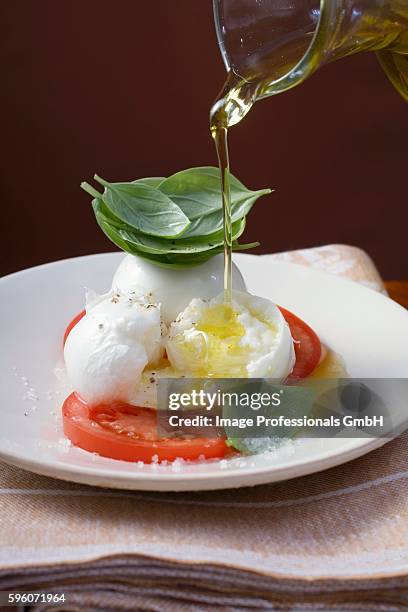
[1,0,407,279]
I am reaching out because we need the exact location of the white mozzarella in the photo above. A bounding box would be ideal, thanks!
[166,291,295,379]
[64,290,164,405]
[112,253,246,325]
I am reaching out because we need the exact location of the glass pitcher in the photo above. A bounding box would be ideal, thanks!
[211,0,408,128]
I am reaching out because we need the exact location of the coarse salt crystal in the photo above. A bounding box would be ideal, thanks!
[58,437,72,447]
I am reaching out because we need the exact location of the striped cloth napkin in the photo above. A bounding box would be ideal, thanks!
[1,244,407,611]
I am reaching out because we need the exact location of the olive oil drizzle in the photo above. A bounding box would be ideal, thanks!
[210,73,258,305]
[211,125,232,301]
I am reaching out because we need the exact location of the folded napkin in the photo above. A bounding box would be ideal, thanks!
[1,244,407,611]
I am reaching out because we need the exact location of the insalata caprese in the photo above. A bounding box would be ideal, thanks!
[61,168,339,464]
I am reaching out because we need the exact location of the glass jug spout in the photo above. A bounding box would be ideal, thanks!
[212,0,408,129]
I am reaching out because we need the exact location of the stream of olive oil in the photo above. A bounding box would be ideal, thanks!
[209,46,312,301]
[210,74,259,302]
[210,125,232,300]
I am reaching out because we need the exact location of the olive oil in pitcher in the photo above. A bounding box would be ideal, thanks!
[210,0,408,300]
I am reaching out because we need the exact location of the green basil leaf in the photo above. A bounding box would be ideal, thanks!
[91,197,127,229]
[132,177,165,187]
[93,198,219,262]
[94,175,190,238]
[114,243,224,268]
[180,217,246,245]
[127,251,220,269]
[156,248,225,266]
[84,167,266,268]
[92,199,137,255]
[118,217,247,255]
[159,166,271,237]
[119,230,219,255]
[226,384,315,453]
[93,201,258,266]
[92,198,247,256]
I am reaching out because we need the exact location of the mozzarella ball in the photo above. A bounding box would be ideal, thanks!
[166,291,295,379]
[64,290,164,405]
[112,253,246,325]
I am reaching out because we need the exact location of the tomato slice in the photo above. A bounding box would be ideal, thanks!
[62,393,228,463]
[279,307,321,381]
[63,310,85,346]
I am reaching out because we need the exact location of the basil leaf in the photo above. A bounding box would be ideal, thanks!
[91,197,127,229]
[159,166,271,237]
[84,167,268,268]
[92,199,136,254]
[119,229,220,255]
[93,198,220,262]
[93,200,257,266]
[114,244,225,268]
[118,218,247,255]
[156,249,225,266]
[94,175,190,238]
[92,199,248,256]
[226,384,315,453]
[180,217,246,244]
[132,177,165,187]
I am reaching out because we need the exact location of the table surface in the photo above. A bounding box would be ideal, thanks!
[385,281,408,309]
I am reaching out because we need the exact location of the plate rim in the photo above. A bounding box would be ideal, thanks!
[0,437,389,490]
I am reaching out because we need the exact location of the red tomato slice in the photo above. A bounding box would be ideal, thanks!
[279,307,321,381]
[62,393,228,463]
[63,310,85,346]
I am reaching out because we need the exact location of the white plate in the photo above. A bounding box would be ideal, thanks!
[1,253,407,491]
